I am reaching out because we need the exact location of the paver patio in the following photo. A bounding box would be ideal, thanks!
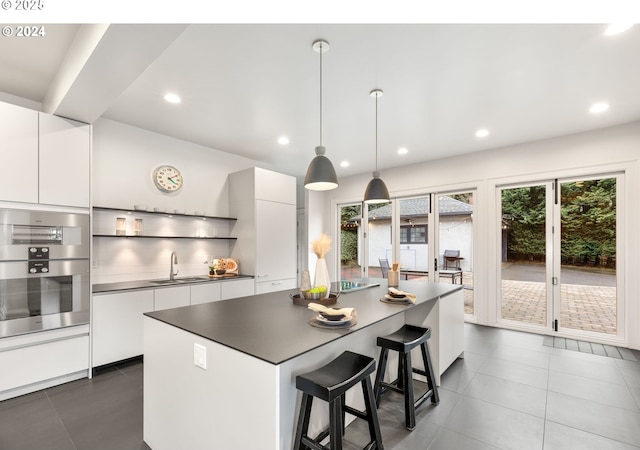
[340,264,618,335]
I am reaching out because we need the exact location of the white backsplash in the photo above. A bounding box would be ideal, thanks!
[91,210,236,284]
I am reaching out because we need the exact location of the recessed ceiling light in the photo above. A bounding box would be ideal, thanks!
[340,161,350,168]
[604,23,634,36]
[397,147,408,155]
[164,93,181,104]
[277,136,290,145]
[475,128,490,138]
[589,102,610,114]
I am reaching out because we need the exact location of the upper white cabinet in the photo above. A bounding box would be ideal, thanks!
[39,113,91,207]
[0,101,90,207]
[0,102,39,203]
[229,167,297,294]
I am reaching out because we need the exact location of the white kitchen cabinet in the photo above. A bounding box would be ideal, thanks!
[154,285,190,311]
[190,282,221,305]
[255,278,297,295]
[0,101,39,203]
[0,325,89,401]
[39,113,91,207]
[221,278,255,299]
[229,167,297,294]
[92,289,154,367]
[0,101,90,207]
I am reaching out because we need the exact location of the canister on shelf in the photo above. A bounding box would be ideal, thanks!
[116,217,126,235]
[133,218,143,235]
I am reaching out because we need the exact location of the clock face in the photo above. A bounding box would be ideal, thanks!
[153,165,183,192]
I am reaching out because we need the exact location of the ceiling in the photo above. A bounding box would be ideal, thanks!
[1,23,639,180]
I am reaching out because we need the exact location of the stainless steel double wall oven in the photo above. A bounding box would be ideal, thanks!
[0,208,90,337]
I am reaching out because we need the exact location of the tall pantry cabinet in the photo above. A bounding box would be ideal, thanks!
[229,167,297,294]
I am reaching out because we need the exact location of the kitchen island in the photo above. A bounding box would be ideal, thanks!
[143,280,463,450]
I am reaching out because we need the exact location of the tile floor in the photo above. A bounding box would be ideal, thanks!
[1,323,639,450]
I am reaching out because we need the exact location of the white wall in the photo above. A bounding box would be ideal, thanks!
[319,121,640,349]
[92,118,270,283]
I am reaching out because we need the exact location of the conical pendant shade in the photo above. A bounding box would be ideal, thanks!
[304,146,338,190]
[363,171,390,203]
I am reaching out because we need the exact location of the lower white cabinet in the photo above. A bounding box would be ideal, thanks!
[221,278,255,299]
[92,279,255,367]
[191,283,221,305]
[255,277,297,295]
[92,290,154,367]
[0,325,89,401]
[154,286,190,311]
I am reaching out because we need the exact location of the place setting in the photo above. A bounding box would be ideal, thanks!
[306,302,358,329]
[380,287,416,305]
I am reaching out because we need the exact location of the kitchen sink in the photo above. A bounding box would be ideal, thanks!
[150,277,209,285]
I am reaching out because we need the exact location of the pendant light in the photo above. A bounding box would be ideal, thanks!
[304,40,339,191]
[363,89,390,203]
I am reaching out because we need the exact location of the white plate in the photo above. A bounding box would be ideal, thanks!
[317,314,351,325]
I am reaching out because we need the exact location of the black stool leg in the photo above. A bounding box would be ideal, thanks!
[294,393,314,450]
[403,351,416,430]
[329,398,343,450]
[362,377,384,449]
[420,342,439,404]
[373,348,388,405]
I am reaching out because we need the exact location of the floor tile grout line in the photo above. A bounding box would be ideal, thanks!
[43,389,78,450]
[543,418,640,449]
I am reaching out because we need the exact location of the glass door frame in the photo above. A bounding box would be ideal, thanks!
[496,180,555,333]
[553,173,625,343]
[496,173,625,344]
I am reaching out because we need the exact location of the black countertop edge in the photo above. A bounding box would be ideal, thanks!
[143,282,463,366]
[92,274,254,294]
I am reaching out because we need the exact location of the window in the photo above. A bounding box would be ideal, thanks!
[400,225,427,244]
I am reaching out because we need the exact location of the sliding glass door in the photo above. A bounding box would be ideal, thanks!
[438,191,475,314]
[499,182,552,332]
[498,175,622,341]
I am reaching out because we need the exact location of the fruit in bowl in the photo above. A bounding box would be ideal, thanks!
[301,285,327,300]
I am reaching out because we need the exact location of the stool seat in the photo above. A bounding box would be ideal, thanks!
[374,325,439,430]
[294,351,384,450]
[376,324,432,353]
[296,351,375,403]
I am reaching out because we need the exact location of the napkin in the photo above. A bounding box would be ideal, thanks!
[307,303,355,318]
[387,287,416,303]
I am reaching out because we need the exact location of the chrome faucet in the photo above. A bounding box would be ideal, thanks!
[170,251,179,281]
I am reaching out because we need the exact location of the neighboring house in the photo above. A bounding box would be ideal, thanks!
[364,196,473,271]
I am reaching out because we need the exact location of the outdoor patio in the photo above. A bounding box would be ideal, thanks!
[340,264,617,335]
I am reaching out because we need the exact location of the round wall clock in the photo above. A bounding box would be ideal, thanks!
[153,165,183,193]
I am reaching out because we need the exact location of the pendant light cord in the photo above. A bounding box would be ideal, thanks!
[319,42,323,147]
[375,93,378,171]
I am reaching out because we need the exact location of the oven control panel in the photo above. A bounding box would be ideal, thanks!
[28,247,49,273]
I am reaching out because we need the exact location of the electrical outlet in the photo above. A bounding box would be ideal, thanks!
[194,343,207,370]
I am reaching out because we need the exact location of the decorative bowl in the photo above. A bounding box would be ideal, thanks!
[301,290,325,300]
[215,269,226,275]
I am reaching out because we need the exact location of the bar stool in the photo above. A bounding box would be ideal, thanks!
[373,324,439,430]
[293,351,384,450]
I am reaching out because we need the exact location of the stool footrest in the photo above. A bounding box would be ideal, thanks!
[344,405,368,421]
[378,379,404,395]
[301,435,329,450]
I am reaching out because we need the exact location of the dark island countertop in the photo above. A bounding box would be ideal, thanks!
[92,274,254,294]
[144,280,462,365]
